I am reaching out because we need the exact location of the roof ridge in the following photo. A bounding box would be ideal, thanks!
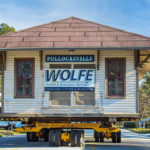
[0,16,150,40]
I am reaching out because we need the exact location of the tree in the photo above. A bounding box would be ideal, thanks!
[0,23,15,35]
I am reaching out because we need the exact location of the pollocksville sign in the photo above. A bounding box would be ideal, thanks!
[46,55,94,62]
[44,69,95,91]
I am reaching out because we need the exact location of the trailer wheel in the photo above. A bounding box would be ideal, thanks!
[26,133,31,142]
[94,131,99,142]
[70,130,77,147]
[31,132,38,142]
[117,131,121,143]
[112,132,117,143]
[55,130,61,146]
[99,132,104,142]
[42,129,49,142]
[49,129,55,146]
[77,130,85,147]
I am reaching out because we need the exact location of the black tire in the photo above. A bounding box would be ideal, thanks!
[44,134,49,142]
[94,131,99,142]
[49,129,55,146]
[99,132,104,142]
[55,130,61,146]
[112,132,117,143]
[77,130,85,147]
[31,132,38,142]
[117,131,121,143]
[70,130,77,147]
[26,133,31,142]
[43,129,49,142]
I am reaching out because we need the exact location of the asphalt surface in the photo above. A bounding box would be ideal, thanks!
[0,129,150,150]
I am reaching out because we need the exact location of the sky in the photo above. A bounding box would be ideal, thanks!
[0,0,150,36]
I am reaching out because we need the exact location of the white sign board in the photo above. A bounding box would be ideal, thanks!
[45,69,95,91]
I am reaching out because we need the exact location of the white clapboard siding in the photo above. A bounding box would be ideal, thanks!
[97,50,136,114]
[4,51,44,113]
[4,50,137,115]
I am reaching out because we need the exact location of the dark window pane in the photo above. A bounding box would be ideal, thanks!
[107,59,124,96]
[25,61,32,70]
[25,87,31,96]
[16,59,34,97]
[18,69,24,78]
[18,61,24,70]
[25,79,32,87]
[18,61,24,78]
[17,87,24,96]
[25,70,32,78]
[17,79,24,87]
[108,79,123,96]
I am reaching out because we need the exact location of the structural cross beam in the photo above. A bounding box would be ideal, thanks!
[140,54,150,68]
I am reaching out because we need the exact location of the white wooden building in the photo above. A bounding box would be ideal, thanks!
[0,17,150,121]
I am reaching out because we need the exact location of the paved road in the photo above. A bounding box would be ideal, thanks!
[0,129,150,150]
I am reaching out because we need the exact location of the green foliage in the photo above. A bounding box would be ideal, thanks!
[123,122,136,128]
[139,73,150,119]
[130,128,150,134]
[0,23,15,35]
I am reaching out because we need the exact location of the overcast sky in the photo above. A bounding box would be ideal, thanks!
[0,0,150,36]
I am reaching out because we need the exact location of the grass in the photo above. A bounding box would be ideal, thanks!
[0,129,24,137]
[130,128,150,134]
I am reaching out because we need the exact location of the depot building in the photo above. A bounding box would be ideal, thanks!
[0,17,150,120]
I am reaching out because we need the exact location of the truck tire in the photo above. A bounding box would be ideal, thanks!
[42,129,49,142]
[27,133,31,142]
[112,132,117,143]
[77,130,84,147]
[55,130,61,146]
[99,132,104,142]
[31,132,38,142]
[70,130,77,147]
[49,129,55,146]
[94,131,99,142]
[117,131,121,143]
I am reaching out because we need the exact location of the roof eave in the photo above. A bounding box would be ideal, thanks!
[0,46,150,51]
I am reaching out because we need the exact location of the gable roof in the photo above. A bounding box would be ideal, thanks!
[0,17,150,50]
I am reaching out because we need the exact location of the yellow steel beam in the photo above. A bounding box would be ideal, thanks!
[16,123,120,133]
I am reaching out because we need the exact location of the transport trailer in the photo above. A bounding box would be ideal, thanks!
[16,122,121,147]
[0,17,150,147]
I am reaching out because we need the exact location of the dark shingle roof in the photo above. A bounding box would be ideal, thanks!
[0,17,150,49]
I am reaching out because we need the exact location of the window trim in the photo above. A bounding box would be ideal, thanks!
[105,58,126,99]
[14,58,35,98]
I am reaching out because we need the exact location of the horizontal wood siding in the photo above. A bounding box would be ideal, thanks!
[97,50,136,114]
[3,50,137,115]
[4,51,43,113]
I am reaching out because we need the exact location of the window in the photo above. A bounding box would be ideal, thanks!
[15,59,34,98]
[74,64,95,106]
[106,58,125,97]
[49,64,95,106]
[49,64,71,106]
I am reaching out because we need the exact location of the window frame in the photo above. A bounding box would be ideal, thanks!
[14,58,35,98]
[105,58,126,98]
